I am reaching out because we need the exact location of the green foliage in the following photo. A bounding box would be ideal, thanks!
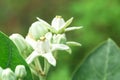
[0,31,33,80]
[68,0,120,46]
[0,0,120,79]
[72,39,120,80]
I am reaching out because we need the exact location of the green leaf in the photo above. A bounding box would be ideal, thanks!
[0,31,33,80]
[72,39,120,80]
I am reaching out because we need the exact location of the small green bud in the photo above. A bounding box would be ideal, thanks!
[28,21,48,40]
[15,65,27,79]
[9,34,33,58]
[1,68,16,80]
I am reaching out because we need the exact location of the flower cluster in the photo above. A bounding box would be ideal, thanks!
[9,15,82,77]
[0,65,27,80]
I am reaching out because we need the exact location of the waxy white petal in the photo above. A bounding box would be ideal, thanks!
[65,26,83,32]
[52,44,71,53]
[36,17,51,28]
[36,39,51,53]
[37,17,57,33]
[26,51,39,64]
[42,52,56,66]
[66,41,82,46]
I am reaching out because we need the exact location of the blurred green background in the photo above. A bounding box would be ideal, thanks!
[0,0,120,79]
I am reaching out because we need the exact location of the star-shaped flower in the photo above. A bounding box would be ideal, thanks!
[25,32,71,66]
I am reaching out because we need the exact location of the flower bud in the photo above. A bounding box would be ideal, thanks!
[1,68,16,80]
[9,34,33,58]
[15,65,27,78]
[53,34,67,44]
[28,21,48,40]
[51,16,65,32]
[51,16,73,33]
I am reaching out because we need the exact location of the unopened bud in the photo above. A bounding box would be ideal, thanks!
[53,34,66,44]
[51,16,65,32]
[51,16,73,33]
[9,34,33,57]
[28,21,48,40]
[1,68,16,80]
[15,65,27,78]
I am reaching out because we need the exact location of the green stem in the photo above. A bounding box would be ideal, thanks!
[34,58,46,80]
[35,58,43,72]
[44,59,51,75]
[39,75,46,80]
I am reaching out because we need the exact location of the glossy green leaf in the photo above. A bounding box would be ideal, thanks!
[0,31,33,80]
[72,39,120,80]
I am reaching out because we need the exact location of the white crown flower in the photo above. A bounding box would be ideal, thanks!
[8,15,82,79]
[37,16,82,34]
[25,32,71,66]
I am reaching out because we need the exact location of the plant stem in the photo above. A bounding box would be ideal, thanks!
[34,58,43,72]
[38,75,46,80]
[44,59,51,75]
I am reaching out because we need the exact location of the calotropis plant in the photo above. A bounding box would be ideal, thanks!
[9,15,82,80]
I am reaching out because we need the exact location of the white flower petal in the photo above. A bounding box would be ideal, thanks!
[36,17,51,28]
[36,39,51,53]
[42,52,56,66]
[65,26,83,32]
[52,44,69,50]
[25,35,37,49]
[66,41,82,46]
[52,44,72,53]
[51,16,65,31]
[37,17,57,33]
[26,51,39,64]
